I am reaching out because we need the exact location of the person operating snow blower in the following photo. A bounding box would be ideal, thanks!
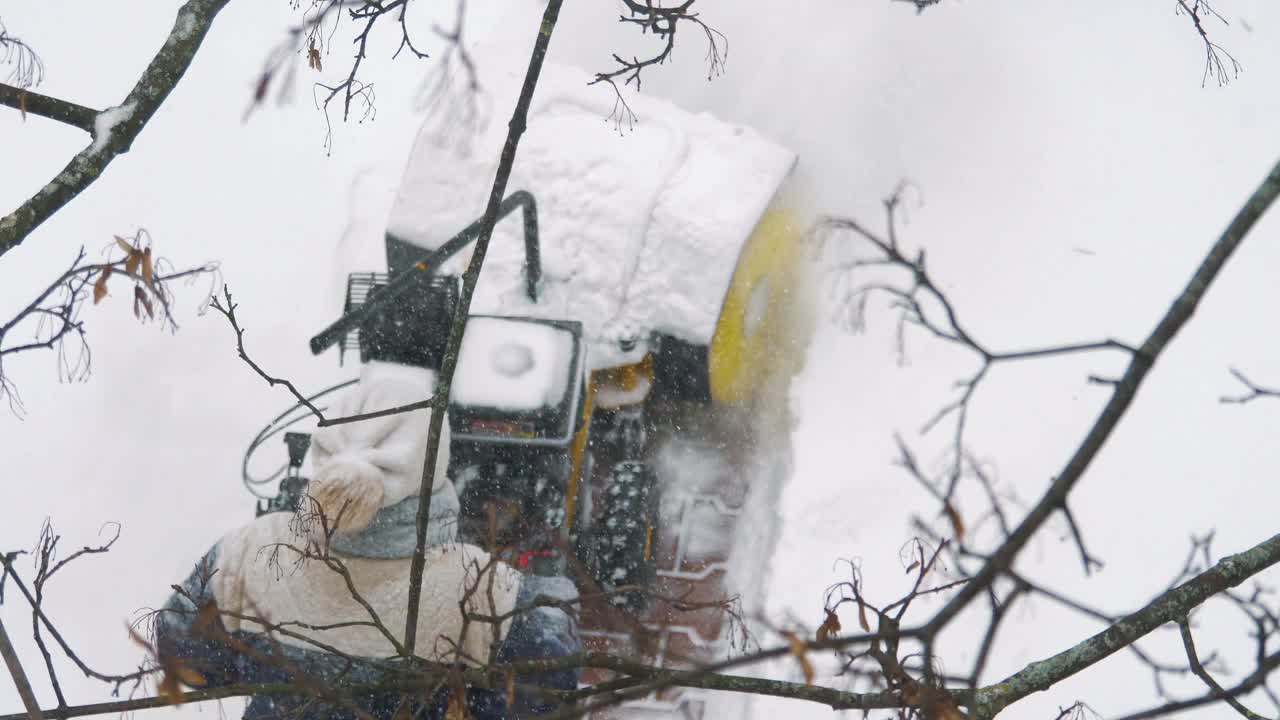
[153,359,582,720]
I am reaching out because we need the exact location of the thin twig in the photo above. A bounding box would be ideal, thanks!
[0,553,154,687]
[210,287,326,420]
[1221,368,1280,404]
[0,83,97,132]
[1175,0,1241,86]
[589,0,726,130]
[211,285,433,427]
[1178,617,1271,720]
[1060,501,1104,575]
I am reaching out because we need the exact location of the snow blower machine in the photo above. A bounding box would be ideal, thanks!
[243,65,803,702]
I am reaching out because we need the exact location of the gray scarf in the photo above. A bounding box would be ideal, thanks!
[329,485,461,559]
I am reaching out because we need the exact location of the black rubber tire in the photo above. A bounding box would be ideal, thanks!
[454,461,565,550]
[591,460,661,611]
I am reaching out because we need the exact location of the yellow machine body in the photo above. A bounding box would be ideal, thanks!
[708,206,804,406]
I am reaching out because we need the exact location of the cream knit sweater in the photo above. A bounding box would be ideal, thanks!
[209,511,520,664]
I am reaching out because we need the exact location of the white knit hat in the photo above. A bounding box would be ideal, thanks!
[307,361,454,538]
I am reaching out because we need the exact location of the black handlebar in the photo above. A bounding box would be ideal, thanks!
[309,191,541,356]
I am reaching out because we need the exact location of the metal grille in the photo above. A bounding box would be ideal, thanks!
[340,272,389,365]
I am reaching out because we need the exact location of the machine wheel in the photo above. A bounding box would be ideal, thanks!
[593,404,648,461]
[591,460,660,612]
[455,461,566,551]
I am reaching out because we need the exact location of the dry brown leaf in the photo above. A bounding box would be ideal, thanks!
[505,671,515,710]
[93,267,112,304]
[158,673,184,705]
[902,681,967,719]
[934,698,968,720]
[944,502,965,541]
[19,90,26,120]
[141,247,154,288]
[115,235,135,256]
[308,43,323,71]
[126,622,201,704]
[125,249,141,276]
[158,659,205,705]
[781,630,814,685]
[445,689,469,720]
[193,601,221,636]
[170,660,206,688]
[134,286,154,319]
[816,609,841,642]
[905,559,921,575]
[857,597,870,633]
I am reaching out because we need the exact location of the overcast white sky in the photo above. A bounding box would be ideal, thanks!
[3,1,1280,719]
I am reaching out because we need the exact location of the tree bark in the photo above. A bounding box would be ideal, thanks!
[0,0,232,259]
[0,619,43,720]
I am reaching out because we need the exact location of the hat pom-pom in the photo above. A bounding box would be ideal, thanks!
[307,457,385,536]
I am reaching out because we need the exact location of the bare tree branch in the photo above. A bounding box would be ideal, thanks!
[0,656,941,720]
[210,286,432,428]
[0,234,220,415]
[895,0,944,12]
[1178,617,1272,720]
[589,0,726,130]
[250,0,443,151]
[0,619,43,720]
[0,550,156,690]
[402,0,566,656]
[921,153,1280,643]
[1117,651,1280,720]
[896,0,1243,86]
[412,0,483,142]
[0,0,232,258]
[0,19,43,89]
[210,287,326,419]
[0,84,97,133]
[0,682,332,720]
[27,521,122,708]
[976,532,1280,717]
[1221,367,1280,404]
[822,186,1135,554]
[1175,0,1241,86]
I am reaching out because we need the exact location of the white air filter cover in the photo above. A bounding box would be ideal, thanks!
[452,317,574,412]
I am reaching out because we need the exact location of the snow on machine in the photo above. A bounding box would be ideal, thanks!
[244,63,801,654]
